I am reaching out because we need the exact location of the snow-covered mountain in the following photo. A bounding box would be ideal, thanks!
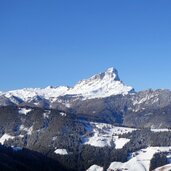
[0,67,134,105]
[66,67,134,99]
[1,68,171,171]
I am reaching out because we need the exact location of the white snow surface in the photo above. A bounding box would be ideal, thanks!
[4,86,69,102]
[60,112,67,117]
[132,93,159,106]
[86,165,103,171]
[18,108,32,115]
[151,128,171,132]
[43,110,51,118]
[20,125,33,135]
[108,147,171,171]
[154,163,171,171]
[67,67,133,99]
[83,121,135,148]
[1,67,134,102]
[115,138,131,149]
[0,134,15,145]
[54,149,68,155]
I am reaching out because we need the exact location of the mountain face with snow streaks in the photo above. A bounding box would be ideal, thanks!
[0,67,171,128]
[0,67,134,104]
[0,67,171,171]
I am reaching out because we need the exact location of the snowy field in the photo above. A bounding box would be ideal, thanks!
[86,165,103,171]
[108,147,171,171]
[154,163,171,171]
[83,121,135,148]
[87,147,171,171]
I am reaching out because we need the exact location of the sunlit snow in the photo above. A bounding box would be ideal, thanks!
[1,68,134,104]
[19,108,32,115]
[54,149,68,155]
[86,165,103,171]
[0,134,15,145]
[83,121,135,148]
[154,163,171,171]
[108,147,171,171]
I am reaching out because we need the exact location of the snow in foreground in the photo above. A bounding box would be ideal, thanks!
[86,165,103,171]
[154,163,171,171]
[54,149,68,155]
[108,147,171,171]
[83,122,135,148]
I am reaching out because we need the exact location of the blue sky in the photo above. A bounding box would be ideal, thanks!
[0,0,171,91]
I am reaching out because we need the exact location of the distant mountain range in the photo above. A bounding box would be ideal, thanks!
[0,67,171,171]
[0,67,171,128]
[0,67,134,104]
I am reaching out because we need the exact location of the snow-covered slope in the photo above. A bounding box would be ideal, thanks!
[0,134,15,145]
[18,108,32,115]
[86,165,103,171]
[82,121,135,148]
[67,67,134,99]
[4,86,69,102]
[108,147,171,171]
[154,163,171,171]
[0,67,134,105]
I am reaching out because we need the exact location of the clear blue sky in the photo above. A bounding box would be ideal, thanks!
[0,0,171,91]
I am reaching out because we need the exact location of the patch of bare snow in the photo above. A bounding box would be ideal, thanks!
[54,149,68,155]
[115,138,131,149]
[60,112,67,117]
[20,125,33,135]
[151,128,171,132]
[19,108,32,115]
[43,110,51,118]
[0,134,15,145]
[86,165,103,171]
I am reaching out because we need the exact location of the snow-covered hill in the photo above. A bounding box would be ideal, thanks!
[87,147,171,171]
[108,147,171,171]
[154,163,171,171]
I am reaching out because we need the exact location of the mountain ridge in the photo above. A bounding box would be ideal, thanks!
[0,68,171,171]
[0,67,134,105]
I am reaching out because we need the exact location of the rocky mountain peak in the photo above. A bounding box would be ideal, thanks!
[0,67,134,105]
[67,67,134,99]
[105,67,119,79]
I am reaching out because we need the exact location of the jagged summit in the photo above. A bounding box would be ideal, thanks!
[72,67,119,87]
[0,67,134,105]
[91,67,120,81]
[67,67,133,99]
[105,67,120,80]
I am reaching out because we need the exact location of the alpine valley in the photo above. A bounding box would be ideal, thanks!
[0,67,171,171]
